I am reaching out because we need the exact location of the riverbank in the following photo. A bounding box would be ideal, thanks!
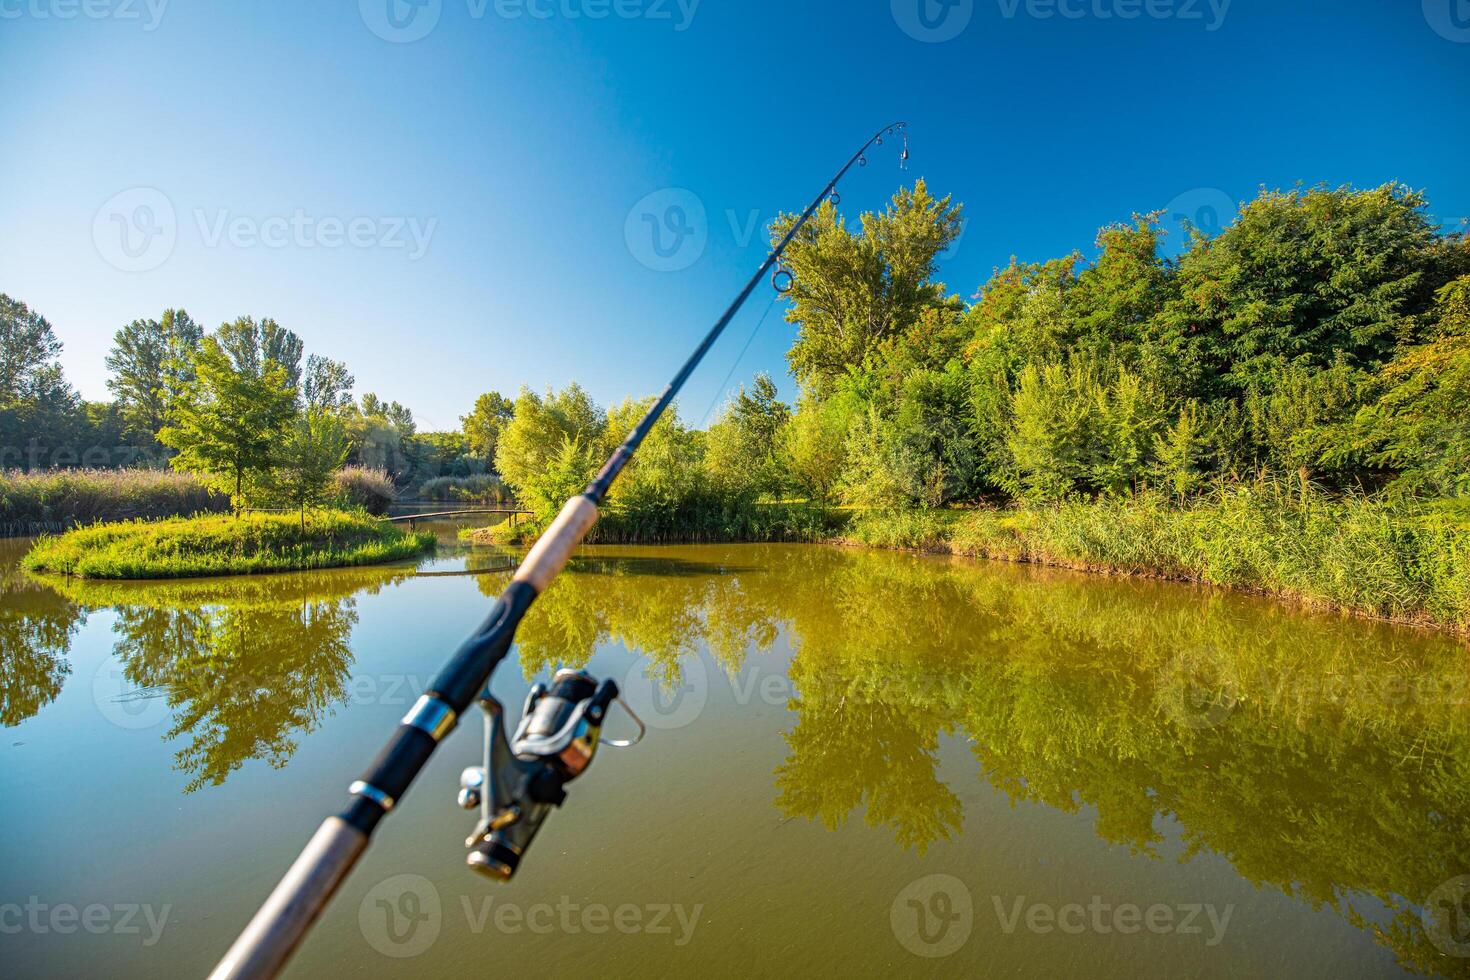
[845,488,1470,634]
[21,510,434,580]
[470,487,1470,634]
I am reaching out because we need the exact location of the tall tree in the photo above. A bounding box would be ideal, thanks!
[105,308,203,439]
[269,407,351,527]
[461,391,515,466]
[0,294,84,467]
[158,337,297,506]
[303,354,355,411]
[216,316,305,388]
[773,181,963,395]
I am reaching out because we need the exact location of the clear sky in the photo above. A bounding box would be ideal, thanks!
[2,0,1467,431]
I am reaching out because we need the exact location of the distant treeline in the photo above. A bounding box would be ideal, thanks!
[6,179,1467,524]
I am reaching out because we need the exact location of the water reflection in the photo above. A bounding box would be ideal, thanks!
[480,545,1470,977]
[43,568,410,791]
[6,539,1470,973]
[0,542,81,726]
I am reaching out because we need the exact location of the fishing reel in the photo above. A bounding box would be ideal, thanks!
[456,668,643,880]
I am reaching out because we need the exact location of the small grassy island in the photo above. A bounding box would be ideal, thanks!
[21,511,434,580]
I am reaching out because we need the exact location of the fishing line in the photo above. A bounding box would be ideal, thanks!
[699,289,783,427]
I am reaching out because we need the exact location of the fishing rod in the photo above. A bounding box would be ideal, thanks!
[208,120,910,980]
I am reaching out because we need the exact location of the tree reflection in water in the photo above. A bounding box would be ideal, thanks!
[0,542,81,727]
[480,544,1470,977]
[42,567,410,792]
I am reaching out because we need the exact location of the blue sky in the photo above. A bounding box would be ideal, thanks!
[2,0,1467,431]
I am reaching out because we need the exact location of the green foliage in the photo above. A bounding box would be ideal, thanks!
[495,384,606,518]
[702,373,790,499]
[847,483,1470,630]
[782,389,857,503]
[775,180,963,395]
[1349,276,1470,497]
[418,473,510,503]
[215,316,305,388]
[104,308,202,441]
[461,390,515,465]
[0,468,227,532]
[267,408,351,525]
[22,510,433,579]
[157,336,298,506]
[330,466,396,515]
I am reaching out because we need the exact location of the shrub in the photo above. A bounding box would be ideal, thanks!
[331,466,395,516]
[417,474,511,504]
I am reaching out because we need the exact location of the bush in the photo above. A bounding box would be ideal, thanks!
[417,474,511,504]
[331,466,395,516]
[0,468,227,534]
[22,510,434,579]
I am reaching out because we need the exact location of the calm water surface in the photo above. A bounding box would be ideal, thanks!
[2,528,1469,978]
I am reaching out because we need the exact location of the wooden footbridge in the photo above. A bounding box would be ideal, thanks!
[381,507,532,529]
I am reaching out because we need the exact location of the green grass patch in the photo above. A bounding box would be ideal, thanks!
[847,485,1470,631]
[22,510,435,580]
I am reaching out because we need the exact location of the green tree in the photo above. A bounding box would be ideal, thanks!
[104,308,202,440]
[1349,276,1470,497]
[1148,184,1440,399]
[461,391,515,466]
[703,374,790,498]
[774,181,963,395]
[269,407,350,527]
[783,390,858,503]
[216,316,305,388]
[494,384,606,502]
[158,337,297,506]
[302,354,354,411]
[0,294,84,469]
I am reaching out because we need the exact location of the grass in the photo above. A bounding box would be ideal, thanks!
[845,483,1470,632]
[1,468,227,535]
[21,509,435,580]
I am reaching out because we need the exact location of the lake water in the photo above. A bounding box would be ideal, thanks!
[2,530,1469,978]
